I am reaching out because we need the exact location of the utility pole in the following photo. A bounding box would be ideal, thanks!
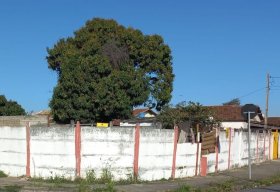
[244,111,255,180]
[265,73,270,130]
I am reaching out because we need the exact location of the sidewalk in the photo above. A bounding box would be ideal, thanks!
[1,160,280,192]
[116,160,280,192]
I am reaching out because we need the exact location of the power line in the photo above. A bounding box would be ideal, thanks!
[237,87,266,99]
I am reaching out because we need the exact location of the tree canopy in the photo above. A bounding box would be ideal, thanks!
[157,101,217,130]
[47,18,174,123]
[223,98,240,106]
[0,95,26,116]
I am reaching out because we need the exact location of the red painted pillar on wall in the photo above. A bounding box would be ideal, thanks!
[228,128,232,170]
[26,122,31,177]
[75,121,81,177]
[200,157,207,176]
[171,126,179,179]
[133,123,140,177]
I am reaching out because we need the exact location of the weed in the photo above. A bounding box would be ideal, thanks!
[99,168,113,183]
[0,170,7,178]
[206,180,234,192]
[174,185,192,192]
[85,169,96,183]
[30,174,74,189]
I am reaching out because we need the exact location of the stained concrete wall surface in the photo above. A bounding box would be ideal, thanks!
[0,126,276,181]
[81,127,134,180]
[30,126,75,178]
[204,130,273,173]
[0,116,48,127]
[0,126,26,176]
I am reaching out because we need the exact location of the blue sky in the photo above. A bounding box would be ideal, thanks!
[0,0,279,116]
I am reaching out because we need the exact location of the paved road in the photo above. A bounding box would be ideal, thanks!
[116,160,280,192]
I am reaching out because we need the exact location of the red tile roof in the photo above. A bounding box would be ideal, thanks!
[208,105,246,121]
[268,117,280,126]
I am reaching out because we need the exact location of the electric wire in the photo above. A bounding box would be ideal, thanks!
[237,87,266,99]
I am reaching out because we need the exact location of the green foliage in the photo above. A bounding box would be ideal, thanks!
[100,168,113,183]
[0,95,25,116]
[174,185,192,192]
[223,98,240,106]
[47,18,174,123]
[0,170,8,178]
[85,169,96,183]
[158,101,217,129]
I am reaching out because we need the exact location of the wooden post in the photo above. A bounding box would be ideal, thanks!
[256,130,259,163]
[228,128,232,169]
[195,124,200,176]
[195,142,199,176]
[75,121,81,177]
[269,130,271,160]
[26,122,31,177]
[215,128,219,173]
[47,114,50,127]
[263,130,266,161]
[171,126,179,179]
[133,123,140,178]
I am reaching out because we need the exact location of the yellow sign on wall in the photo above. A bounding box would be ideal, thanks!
[96,122,109,128]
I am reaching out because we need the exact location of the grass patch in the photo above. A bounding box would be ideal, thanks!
[0,170,8,178]
[171,181,235,192]
[0,185,22,192]
[174,185,193,192]
[172,174,280,192]
[31,174,73,185]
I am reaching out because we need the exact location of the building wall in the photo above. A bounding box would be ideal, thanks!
[0,116,48,127]
[220,122,248,129]
[0,125,275,181]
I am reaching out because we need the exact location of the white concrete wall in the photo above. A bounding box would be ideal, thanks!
[204,129,273,174]
[138,128,174,180]
[176,143,201,178]
[0,127,26,176]
[0,125,276,181]
[30,126,75,178]
[81,127,134,180]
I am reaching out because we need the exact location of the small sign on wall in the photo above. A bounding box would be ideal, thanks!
[226,128,230,138]
[97,122,109,128]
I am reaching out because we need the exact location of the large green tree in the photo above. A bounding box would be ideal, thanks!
[0,95,26,116]
[47,18,174,123]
